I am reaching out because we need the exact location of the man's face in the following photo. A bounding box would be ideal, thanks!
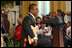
[31,6,39,16]
[50,13,53,17]
[41,24,46,29]
[53,13,56,17]
[43,17,48,21]
[66,12,71,16]
[17,18,22,24]
[67,23,71,27]
[36,19,41,24]
[59,13,61,16]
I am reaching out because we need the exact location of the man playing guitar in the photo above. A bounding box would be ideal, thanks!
[21,4,39,47]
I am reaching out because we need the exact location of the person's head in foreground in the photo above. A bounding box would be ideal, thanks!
[36,17,41,24]
[29,4,39,17]
[40,21,46,29]
[17,18,22,25]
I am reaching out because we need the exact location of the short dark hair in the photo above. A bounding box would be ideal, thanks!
[49,12,53,16]
[36,17,41,21]
[29,4,37,12]
[40,20,46,24]
[42,16,47,20]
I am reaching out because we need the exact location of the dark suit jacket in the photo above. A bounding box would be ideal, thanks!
[21,13,36,40]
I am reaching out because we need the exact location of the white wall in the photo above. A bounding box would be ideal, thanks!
[38,1,50,18]
[43,1,50,15]
[38,1,43,18]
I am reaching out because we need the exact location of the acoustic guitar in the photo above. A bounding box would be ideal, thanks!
[28,25,39,45]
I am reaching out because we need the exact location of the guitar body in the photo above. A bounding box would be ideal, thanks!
[28,25,39,44]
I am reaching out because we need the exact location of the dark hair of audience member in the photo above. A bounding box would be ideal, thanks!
[36,17,41,21]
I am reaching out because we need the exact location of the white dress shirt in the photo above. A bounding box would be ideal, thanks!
[29,12,36,21]
[38,26,52,36]
[64,15,71,23]
[66,26,71,38]
[29,12,38,40]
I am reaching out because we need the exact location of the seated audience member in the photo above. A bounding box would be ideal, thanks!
[48,12,57,23]
[15,18,22,47]
[57,12,65,25]
[66,22,71,38]
[49,12,53,18]
[37,21,52,47]
[52,12,57,18]
[36,17,41,29]
[46,12,58,27]
[42,16,48,21]
[65,22,71,47]
[64,11,71,23]
[42,16,48,27]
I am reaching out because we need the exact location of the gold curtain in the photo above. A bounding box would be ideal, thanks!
[22,1,38,19]
[22,1,66,19]
[50,1,66,14]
